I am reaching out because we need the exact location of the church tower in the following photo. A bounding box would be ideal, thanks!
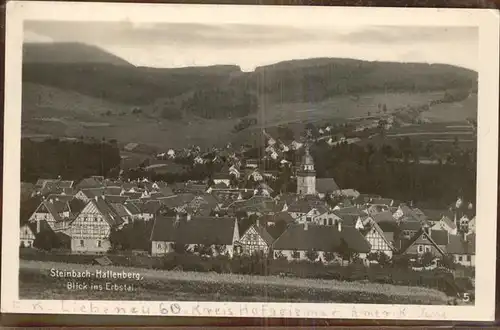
[296,146,316,195]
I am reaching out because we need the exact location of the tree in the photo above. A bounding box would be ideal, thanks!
[323,251,337,263]
[33,229,61,251]
[337,239,357,264]
[172,242,190,254]
[193,244,213,257]
[440,254,457,270]
[420,251,435,267]
[305,249,319,262]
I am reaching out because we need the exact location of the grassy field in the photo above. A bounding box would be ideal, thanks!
[22,87,452,150]
[20,260,450,304]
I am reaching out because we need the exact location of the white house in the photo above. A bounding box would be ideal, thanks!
[20,223,36,248]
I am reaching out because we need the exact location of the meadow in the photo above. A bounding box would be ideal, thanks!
[20,260,450,304]
[21,88,456,150]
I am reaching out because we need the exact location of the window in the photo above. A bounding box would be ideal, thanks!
[292,251,300,259]
[157,243,162,249]
[417,245,423,253]
[424,246,431,253]
[306,217,312,222]
[422,235,427,240]
[79,240,85,247]
[97,240,102,248]
[328,219,333,226]
[27,241,32,247]
[458,255,463,261]
[323,219,327,225]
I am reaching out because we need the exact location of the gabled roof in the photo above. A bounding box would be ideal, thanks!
[400,229,446,255]
[260,211,295,224]
[244,224,275,246]
[77,177,104,189]
[124,202,142,215]
[272,223,371,253]
[440,215,457,230]
[371,211,395,223]
[80,188,105,198]
[36,200,71,222]
[315,178,340,193]
[150,216,237,245]
[103,195,128,204]
[109,203,131,218]
[370,198,393,206]
[91,197,124,227]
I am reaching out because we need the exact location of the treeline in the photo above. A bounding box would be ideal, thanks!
[21,138,121,183]
[310,140,477,208]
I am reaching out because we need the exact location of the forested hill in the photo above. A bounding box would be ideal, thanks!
[23,43,477,120]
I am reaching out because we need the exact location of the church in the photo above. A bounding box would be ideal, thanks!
[296,146,340,197]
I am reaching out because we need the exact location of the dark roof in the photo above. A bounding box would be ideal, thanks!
[260,211,295,224]
[77,177,104,189]
[333,207,367,217]
[244,224,275,246]
[399,220,423,231]
[272,223,371,253]
[315,178,340,193]
[150,216,237,245]
[103,195,128,203]
[336,214,360,226]
[141,200,163,215]
[92,198,124,227]
[370,198,393,206]
[371,211,396,223]
[430,229,450,246]
[447,233,475,255]
[124,202,142,215]
[159,193,196,208]
[420,209,446,222]
[400,229,445,255]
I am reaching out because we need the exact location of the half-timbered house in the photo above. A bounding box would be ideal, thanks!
[69,196,124,254]
[20,223,36,248]
[236,223,274,256]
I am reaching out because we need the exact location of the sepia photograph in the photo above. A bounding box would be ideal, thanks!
[2,2,499,321]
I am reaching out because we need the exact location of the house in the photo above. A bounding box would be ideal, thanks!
[272,223,371,262]
[28,198,74,234]
[400,228,446,258]
[75,188,105,203]
[361,220,396,258]
[260,211,295,226]
[315,178,340,198]
[236,222,274,256]
[150,215,240,257]
[468,216,476,233]
[20,223,36,248]
[296,206,332,224]
[431,214,458,235]
[331,189,360,199]
[213,173,232,186]
[76,177,105,190]
[69,196,125,254]
[369,198,394,207]
[245,159,259,169]
[447,233,475,267]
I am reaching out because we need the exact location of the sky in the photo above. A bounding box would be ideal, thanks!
[23,21,478,72]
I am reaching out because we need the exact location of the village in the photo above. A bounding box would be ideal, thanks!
[19,123,476,273]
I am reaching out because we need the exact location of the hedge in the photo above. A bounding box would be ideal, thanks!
[20,248,471,297]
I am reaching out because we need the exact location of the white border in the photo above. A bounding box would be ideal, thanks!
[3,2,499,321]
